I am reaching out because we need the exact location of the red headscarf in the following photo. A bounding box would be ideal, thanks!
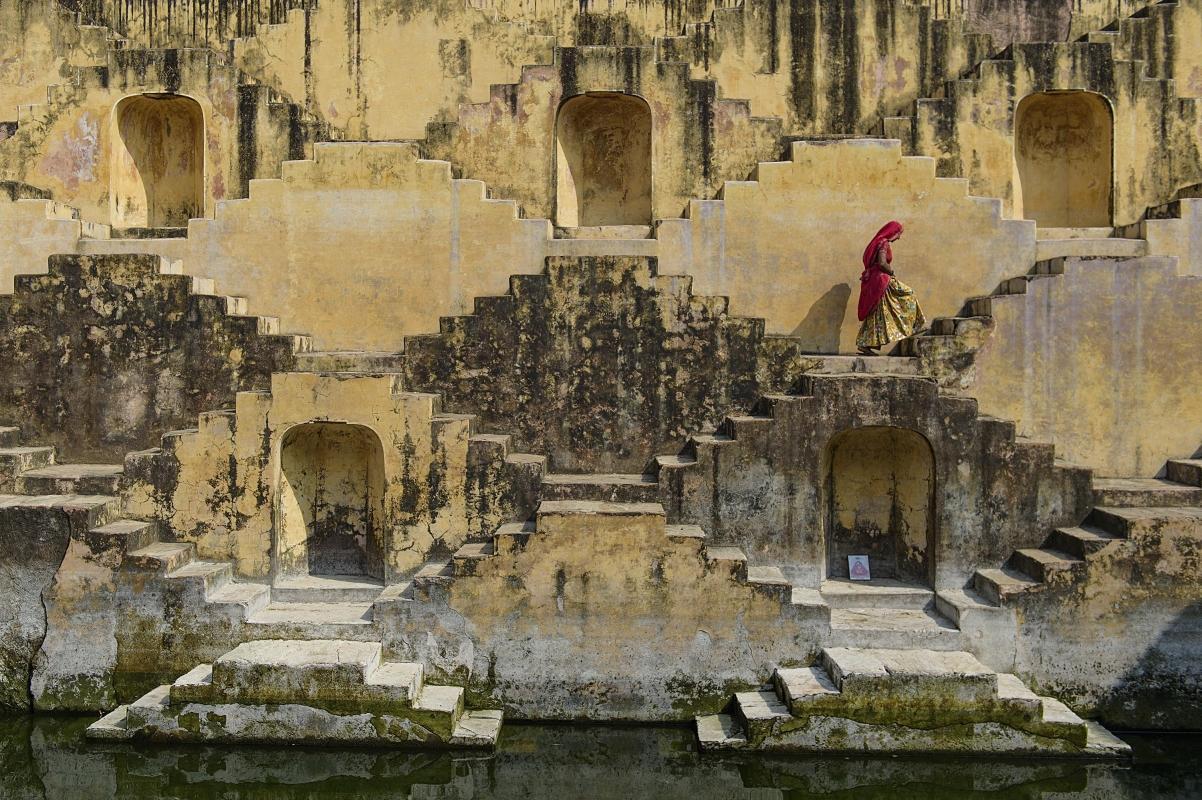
[857,220,903,321]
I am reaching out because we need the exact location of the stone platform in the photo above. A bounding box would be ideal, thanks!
[86,639,502,748]
[697,647,1130,758]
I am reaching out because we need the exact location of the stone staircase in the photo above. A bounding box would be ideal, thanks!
[974,470,1202,603]
[401,500,807,618]
[88,638,501,747]
[697,646,1129,757]
[897,247,1177,380]
[820,579,965,652]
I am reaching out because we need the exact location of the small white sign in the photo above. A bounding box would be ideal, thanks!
[848,555,871,581]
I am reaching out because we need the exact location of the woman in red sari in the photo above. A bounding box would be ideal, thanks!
[856,220,926,354]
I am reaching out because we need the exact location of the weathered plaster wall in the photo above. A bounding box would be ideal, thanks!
[958,0,1154,46]
[910,42,1202,226]
[0,253,302,461]
[0,47,322,226]
[232,0,556,141]
[424,47,781,224]
[0,0,111,117]
[942,256,1202,477]
[658,139,1036,351]
[182,141,549,351]
[380,502,828,720]
[0,190,93,292]
[661,0,993,135]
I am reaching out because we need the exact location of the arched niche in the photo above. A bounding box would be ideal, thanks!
[1014,91,1113,227]
[276,422,386,580]
[555,92,653,227]
[825,426,935,585]
[110,93,205,228]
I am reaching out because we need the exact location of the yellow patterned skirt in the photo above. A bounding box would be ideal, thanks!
[856,277,926,350]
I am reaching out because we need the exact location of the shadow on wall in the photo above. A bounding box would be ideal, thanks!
[1103,600,1202,730]
[790,283,851,353]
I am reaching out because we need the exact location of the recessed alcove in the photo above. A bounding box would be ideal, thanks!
[1014,90,1113,227]
[110,93,205,228]
[276,422,386,580]
[555,92,653,227]
[826,426,935,584]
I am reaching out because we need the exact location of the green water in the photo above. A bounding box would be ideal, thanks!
[0,717,1199,799]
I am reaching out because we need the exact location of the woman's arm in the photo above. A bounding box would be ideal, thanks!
[877,247,894,275]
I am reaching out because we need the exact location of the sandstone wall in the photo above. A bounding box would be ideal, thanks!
[658,139,1036,352]
[1002,509,1202,730]
[910,41,1202,226]
[0,189,91,292]
[182,141,549,351]
[947,256,1202,477]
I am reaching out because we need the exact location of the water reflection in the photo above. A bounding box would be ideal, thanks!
[1,716,1199,799]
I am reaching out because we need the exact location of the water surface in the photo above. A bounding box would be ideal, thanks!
[1,716,1199,799]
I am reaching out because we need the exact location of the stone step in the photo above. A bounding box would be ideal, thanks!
[206,582,272,615]
[819,647,996,700]
[733,690,791,740]
[1166,459,1202,487]
[933,587,1002,624]
[451,541,495,576]
[819,578,934,610]
[270,574,384,603]
[1093,477,1202,507]
[167,559,233,596]
[534,500,666,539]
[450,709,505,747]
[413,684,467,736]
[828,607,965,650]
[245,601,376,638]
[695,712,749,749]
[1034,237,1146,261]
[128,541,195,573]
[540,472,659,503]
[89,519,159,553]
[544,238,657,257]
[211,639,383,702]
[973,567,1040,604]
[798,354,921,375]
[1035,227,1116,240]
[0,426,19,447]
[773,666,841,711]
[0,493,121,534]
[170,664,214,703]
[705,545,748,581]
[1009,548,1084,582]
[1085,505,1202,539]
[553,225,652,240]
[1046,525,1122,558]
[14,463,123,495]
[0,446,56,484]
[86,704,133,741]
[291,351,406,373]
